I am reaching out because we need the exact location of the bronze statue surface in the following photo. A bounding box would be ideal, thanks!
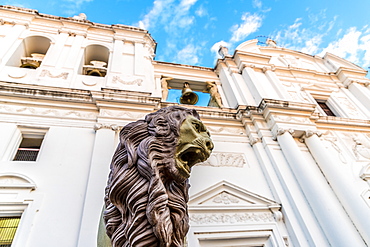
[103,106,213,247]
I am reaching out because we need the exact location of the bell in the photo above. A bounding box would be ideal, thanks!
[180,82,198,105]
[20,61,40,69]
[87,68,103,77]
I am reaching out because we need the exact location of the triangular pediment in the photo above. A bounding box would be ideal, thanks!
[189,180,279,209]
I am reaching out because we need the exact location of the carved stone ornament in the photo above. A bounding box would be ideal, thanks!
[94,123,120,131]
[352,135,370,160]
[112,76,143,86]
[212,192,240,204]
[189,212,275,225]
[199,152,247,168]
[40,70,69,80]
[100,106,214,247]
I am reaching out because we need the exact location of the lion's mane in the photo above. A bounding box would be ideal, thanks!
[104,106,200,247]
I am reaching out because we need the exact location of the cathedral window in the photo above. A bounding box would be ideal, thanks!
[12,127,47,162]
[315,99,336,116]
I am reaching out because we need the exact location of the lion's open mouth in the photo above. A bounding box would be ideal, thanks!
[180,147,206,168]
[178,146,208,174]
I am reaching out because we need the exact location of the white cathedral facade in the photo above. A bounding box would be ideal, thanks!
[0,5,370,247]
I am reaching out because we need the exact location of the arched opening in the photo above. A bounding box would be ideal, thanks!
[7,36,51,69]
[82,45,109,77]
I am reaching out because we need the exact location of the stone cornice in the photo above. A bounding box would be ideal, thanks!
[314,116,370,133]
[161,102,238,120]
[258,98,316,113]
[0,81,92,102]
[0,6,155,46]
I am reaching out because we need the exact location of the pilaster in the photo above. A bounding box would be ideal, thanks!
[77,124,117,246]
[276,130,365,246]
[238,110,329,247]
[347,81,370,112]
[0,23,28,64]
[302,132,370,244]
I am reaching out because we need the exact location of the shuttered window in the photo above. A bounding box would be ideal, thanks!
[13,137,43,161]
[0,217,20,247]
[315,100,336,117]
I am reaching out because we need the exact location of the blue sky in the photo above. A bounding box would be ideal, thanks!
[4,0,370,73]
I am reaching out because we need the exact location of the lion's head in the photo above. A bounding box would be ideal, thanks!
[104,106,213,247]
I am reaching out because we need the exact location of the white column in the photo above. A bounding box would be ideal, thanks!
[42,32,69,67]
[134,42,144,76]
[276,129,365,246]
[218,63,245,107]
[242,66,266,103]
[0,24,27,64]
[0,123,18,160]
[250,138,326,247]
[77,125,117,247]
[348,82,370,111]
[110,39,124,73]
[62,35,85,69]
[304,132,370,244]
[264,69,291,99]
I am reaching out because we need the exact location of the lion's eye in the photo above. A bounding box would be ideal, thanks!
[193,123,200,132]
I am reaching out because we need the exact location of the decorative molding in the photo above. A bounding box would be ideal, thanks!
[212,192,240,204]
[206,126,246,136]
[0,173,36,190]
[321,132,348,164]
[249,136,262,146]
[333,92,362,119]
[299,130,322,142]
[198,152,247,168]
[360,189,370,208]
[112,76,143,86]
[0,105,96,119]
[189,180,280,207]
[272,115,311,124]
[8,70,27,79]
[353,135,370,160]
[277,128,294,136]
[94,123,120,131]
[272,128,294,141]
[40,70,69,80]
[360,164,370,181]
[189,212,275,224]
[82,79,98,86]
[100,109,147,120]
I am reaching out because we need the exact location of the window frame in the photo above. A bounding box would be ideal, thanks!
[0,173,38,247]
[9,126,48,162]
[315,99,337,117]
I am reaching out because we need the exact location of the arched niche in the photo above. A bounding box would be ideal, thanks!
[81,44,109,77]
[7,36,51,69]
[0,173,36,190]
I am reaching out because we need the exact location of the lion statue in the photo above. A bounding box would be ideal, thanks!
[103,106,213,247]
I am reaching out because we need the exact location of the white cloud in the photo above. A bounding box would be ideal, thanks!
[230,12,262,43]
[321,27,370,67]
[62,0,93,16]
[180,0,197,9]
[176,44,200,64]
[253,0,262,9]
[195,6,207,17]
[273,18,324,55]
[137,0,174,30]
